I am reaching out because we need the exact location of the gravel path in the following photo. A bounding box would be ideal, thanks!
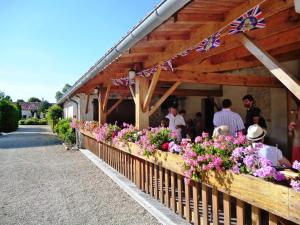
[0,125,161,225]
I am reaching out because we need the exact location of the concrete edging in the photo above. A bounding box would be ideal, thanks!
[80,149,190,225]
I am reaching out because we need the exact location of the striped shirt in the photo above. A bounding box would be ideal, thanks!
[213,109,245,136]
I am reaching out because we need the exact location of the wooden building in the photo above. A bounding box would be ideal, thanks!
[59,1,300,224]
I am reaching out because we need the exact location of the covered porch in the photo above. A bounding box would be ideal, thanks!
[59,0,300,224]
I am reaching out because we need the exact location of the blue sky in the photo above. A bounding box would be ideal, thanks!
[0,0,161,102]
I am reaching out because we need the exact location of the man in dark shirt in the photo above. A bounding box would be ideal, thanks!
[242,94,266,131]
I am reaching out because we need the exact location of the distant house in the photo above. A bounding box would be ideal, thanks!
[18,102,41,118]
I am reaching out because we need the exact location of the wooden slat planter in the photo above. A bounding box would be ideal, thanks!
[80,130,300,225]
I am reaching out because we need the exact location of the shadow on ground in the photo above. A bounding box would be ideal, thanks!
[0,125,61,149]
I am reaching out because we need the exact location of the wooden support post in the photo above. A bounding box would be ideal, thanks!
[239,33,300,100]
[85,94,90,114]
[101,83,111,113]
[98,92,106,124]
[143,66,162,111]
[135,76,149,129]
[149,81,181,116]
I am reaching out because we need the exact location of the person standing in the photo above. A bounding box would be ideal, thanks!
[166,104,186,141]
[288,103,300,161]
[242,94,267,131]
[213,99,245,136]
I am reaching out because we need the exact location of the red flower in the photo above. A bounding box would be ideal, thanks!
[112,131,117,138]
[162,142,169,151]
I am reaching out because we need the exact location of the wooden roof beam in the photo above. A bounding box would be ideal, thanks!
[239,33,300,99]
[159,71,282,87]
[174,13,225,24]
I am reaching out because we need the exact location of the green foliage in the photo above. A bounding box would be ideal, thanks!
[47,104,63,131]
[28,97,41,102]
[0,99,20,132]
[62,84,72,94]
[55,91,63,102]
[38,100,51,114]
[0,91,12,101]
[149,128,175,150]
[19,118,47,125]
[55,118,75,144]
[16,102,22,120]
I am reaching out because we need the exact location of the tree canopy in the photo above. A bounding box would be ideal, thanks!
[28,97,41,102]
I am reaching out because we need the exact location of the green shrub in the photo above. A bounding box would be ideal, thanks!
[0,99,20,132]
[56,118,75,144]
[18,117,48,125]
[47,104,63,131]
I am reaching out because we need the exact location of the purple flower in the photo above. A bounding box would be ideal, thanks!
[290,180,300,192]
[273,172,286,181]
[169,142,182,153]
[253,166,276,178]
[243,155,255,168]
[292,160,300,171]
[232,165,240,174]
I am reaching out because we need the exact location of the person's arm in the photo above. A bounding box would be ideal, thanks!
[236,114,245,133]
[278,157,292,168]
[288,122,296,137]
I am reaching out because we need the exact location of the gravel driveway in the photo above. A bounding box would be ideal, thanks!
[0,125,161,225]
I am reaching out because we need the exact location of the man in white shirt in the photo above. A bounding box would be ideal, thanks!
[213,99,245,136]
[166,105,186,141]
[246,124,291,167]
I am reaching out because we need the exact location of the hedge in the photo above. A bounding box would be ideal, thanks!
[19,118,47,125]
[0,99,20,132]
[55,118,76,144]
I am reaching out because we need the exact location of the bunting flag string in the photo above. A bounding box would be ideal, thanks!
[195,31,221,52]
[111,5,265,87]
[111,77,132,87]
[229,5,266,35]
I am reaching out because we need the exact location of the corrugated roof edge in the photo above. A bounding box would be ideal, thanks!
[58,0,191,104]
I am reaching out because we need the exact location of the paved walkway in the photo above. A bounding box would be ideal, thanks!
[0,125,161,225]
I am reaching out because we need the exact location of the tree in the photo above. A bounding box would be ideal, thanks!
[62,84,72,94]
[47,104,63,131]
[28,97,41,102]
[55,91,63,102]
[38,100,51,114]
[17,99,25,103]
[0,91,12,102]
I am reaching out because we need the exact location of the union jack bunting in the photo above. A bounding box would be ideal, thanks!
[195,32,221,52]
[111,77,132,86]
[177,48,192,57]
[161,59,173,72]
[229,5,266,35]
[137,66,158,77]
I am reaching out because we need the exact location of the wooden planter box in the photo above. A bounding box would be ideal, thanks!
[80,130,300,224]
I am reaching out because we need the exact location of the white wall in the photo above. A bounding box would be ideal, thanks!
[63,101,76,119]
[21,110,32,118]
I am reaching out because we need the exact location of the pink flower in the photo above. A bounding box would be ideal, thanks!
[202,132,209,138]
[195,136,203,143]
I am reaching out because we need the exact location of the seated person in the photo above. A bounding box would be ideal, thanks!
[246,124,291,168]
[212,125,230,138]
[160,117,169,128]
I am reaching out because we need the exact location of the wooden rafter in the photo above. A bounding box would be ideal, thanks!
[142,65,162,112]
[159,71,282,87]
[239,33,300,99]
[149,82,181,116]
[101,82,111,112]
[144,0,294,68]
[107,95,127,116]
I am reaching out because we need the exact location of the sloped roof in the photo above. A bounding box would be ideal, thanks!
[18,102,41,111]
